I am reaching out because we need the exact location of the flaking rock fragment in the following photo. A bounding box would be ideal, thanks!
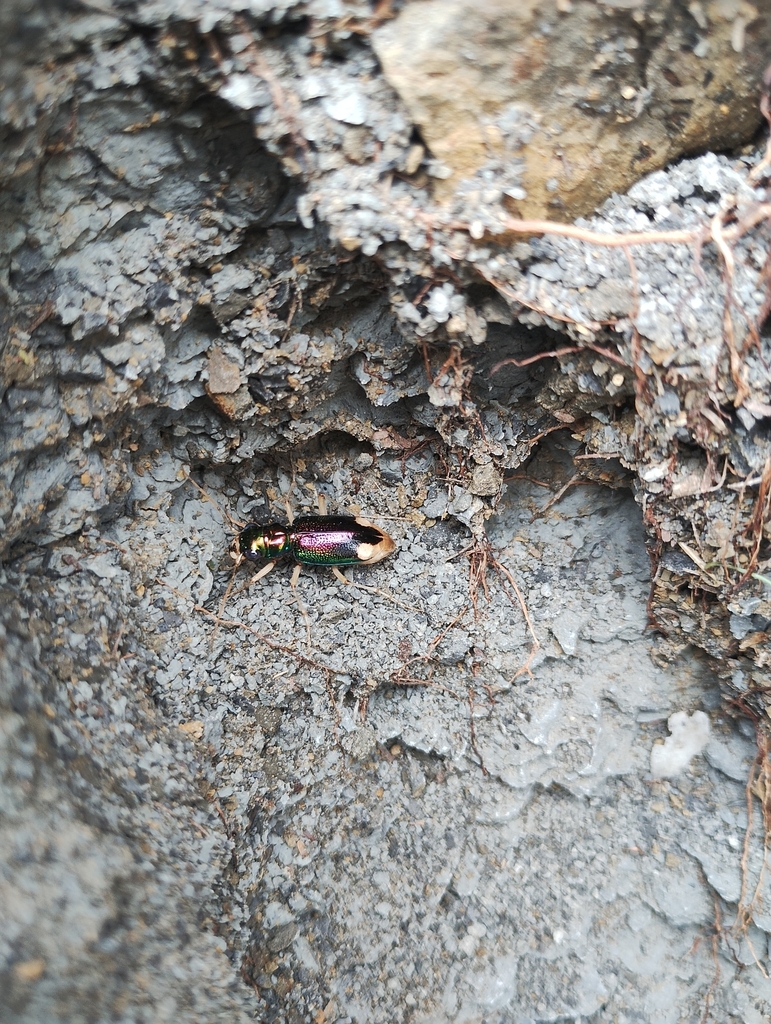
[373,0,771,217]
[206,347,242,395]
[205,347,253,420]
[468,463,502,498]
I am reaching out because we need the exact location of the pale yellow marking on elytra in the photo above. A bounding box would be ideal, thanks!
[356,542,375,562]
[352,516,396,564]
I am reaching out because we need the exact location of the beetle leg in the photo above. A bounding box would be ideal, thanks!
[226,559,277,602]
[252,560,277,585]
[317,492,328,515]
[330,565,420,614]
[186,474,245,532]
[290,563,311,645]
[209,554,274,649]
[284,497,294,525]
[209,566,238,650]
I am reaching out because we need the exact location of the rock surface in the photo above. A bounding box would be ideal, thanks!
[3,2,771,1023]
[374,0,771,218]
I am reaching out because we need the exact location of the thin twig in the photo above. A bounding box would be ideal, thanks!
[491,344,625,375]
[440,204,771,250]
[158,578,335,676]
[491,556,541,679]
[710,210,749,403]
[536,472,580,516]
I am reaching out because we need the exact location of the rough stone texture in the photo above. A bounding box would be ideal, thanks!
[374,0,771,218]
[3,2,771,1023]
[0,564,254,1024]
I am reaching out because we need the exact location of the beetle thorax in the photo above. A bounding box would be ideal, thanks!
[263,525,289,556]
[239,523,289,561]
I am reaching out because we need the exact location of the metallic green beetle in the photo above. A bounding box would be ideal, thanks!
[237,514,396,586]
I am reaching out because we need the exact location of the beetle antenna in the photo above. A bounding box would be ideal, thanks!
[289,563,312,646]
[208,553,245,649]
[185,474,245,534]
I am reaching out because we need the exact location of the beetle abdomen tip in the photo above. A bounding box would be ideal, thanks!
[352,517,396,564]
[355,531,396,564]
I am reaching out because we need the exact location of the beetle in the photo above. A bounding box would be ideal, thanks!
[237,513,396,588]
[183,475,405,639]
[229,504,400,638]
[231,486,397,587]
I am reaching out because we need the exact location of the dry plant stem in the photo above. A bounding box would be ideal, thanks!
[536,472,580,516]
[212,798,231,837]
[26,299,56,335]
[185,475,245,532]
[330,567,422,615]
[495,217,698,248]
[455,202,771,407]
[390,675,460,698]
[280,289,301,343]
[452,204,771,249]
[109,622,125,660]
[503,473,552,487]
[210,565,241,649]
[390,606,468,695]
[630,325,649,404]
[621,242,641,321]
[700,457,729,496]
[728,474,766,490]
[522,423,574,449]
[755,246,771,339]
[573,452,624,460]
[456,541,541,678]
[752,742,771,939]
[465,545,491,617]
[490,343,626,376]
[481,265,637,335]
[741,923,769,980]
[725,701,771,977]
[733,454,771,589]
[289,563,313,649]
[731,726,771,980]
[491,557,541,679]
[710,210,750,403]
[478,271,610,331]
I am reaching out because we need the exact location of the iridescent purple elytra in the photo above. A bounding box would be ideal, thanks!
[238,515,395,568]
